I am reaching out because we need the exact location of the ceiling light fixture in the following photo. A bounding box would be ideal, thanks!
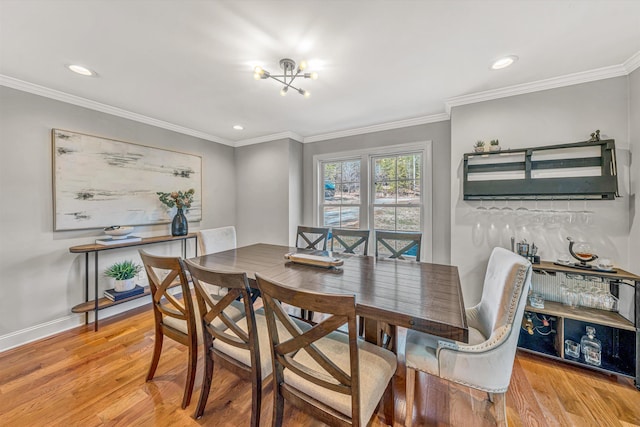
[491,55,518,70]
[254,58,318,98]
[66,64,97,76]
[233,125,244,130]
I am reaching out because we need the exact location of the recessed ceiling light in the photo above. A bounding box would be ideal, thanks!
[233,125,244,130]
[491,55,518,70]
[66,64,97,76]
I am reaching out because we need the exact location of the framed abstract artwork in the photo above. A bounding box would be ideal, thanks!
[52,129,202,231]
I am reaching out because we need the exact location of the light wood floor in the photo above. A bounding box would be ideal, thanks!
[1,305,639,427]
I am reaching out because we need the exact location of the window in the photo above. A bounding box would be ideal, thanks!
[372,153,421,232]
[320,159,361,228]
[314,141,432,261]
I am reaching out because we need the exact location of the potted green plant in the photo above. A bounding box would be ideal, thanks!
[105,260,142,292]
[490,139,501,152]
[473,140,485,153]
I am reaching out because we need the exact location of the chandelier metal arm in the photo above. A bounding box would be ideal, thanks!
[255,58,315,97]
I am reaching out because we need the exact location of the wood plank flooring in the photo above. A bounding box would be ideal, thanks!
[1,305,639,426]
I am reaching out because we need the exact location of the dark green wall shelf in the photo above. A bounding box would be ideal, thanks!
[463,139,618,200]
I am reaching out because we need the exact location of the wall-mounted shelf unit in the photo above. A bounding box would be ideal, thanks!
[463,139,618,200]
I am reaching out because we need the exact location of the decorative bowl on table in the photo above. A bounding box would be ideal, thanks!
[103,226,134,239]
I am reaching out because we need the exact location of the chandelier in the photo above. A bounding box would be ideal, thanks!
[253,58,318,98]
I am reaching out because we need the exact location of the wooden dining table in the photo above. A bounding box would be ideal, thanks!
[189,243,468,422]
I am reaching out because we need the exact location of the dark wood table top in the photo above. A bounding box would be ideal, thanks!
[190,243,468,343]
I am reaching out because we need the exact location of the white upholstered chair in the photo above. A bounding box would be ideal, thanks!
[196,226,237,295]
[197,225,237,255]
[404,247,532,427]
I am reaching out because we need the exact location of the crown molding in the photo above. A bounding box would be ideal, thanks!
[234,131,304,147]
[302,113,450,144]
[0,75,233,146]
[445,64,629,114]
[623,50,640,74]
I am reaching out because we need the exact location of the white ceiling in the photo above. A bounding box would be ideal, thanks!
[1,1,639,146]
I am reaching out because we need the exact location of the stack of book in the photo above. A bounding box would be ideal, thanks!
[104,285,145,301]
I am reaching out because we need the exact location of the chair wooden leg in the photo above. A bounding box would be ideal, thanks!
[250,371,262,427]
[492,392,507,427]
[358,316,365,337]
[272,382,284,427]
[181,341,198,409]
[194,353,214,419]
[488,392,494,403]
[405,367,416,427]
[146,331,163,381]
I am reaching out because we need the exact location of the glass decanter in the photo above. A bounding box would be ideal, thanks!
[580,326,602,366]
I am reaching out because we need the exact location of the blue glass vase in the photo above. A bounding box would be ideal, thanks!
[171,207,188,236]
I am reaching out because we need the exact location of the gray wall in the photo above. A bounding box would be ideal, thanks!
[235,138,303,248]
[302,122,452,264]
[630,69,640,262]
[451,77,631,305]
[0,86,236,341]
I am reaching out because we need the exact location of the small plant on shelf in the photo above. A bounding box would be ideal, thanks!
[473,140,485,152]
[490,139,501,152]
[104,260,142,280]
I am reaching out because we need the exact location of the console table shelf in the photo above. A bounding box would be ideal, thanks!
[71,282,181,313]
[69,233,197,331]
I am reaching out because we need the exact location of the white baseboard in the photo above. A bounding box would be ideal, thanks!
[0,294,159,353]
[0,314,83,353]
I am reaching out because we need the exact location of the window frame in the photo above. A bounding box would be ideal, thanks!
[312,141,433,262]
[318,158,364,229]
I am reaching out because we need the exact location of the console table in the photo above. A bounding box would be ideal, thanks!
[69,233,198,331]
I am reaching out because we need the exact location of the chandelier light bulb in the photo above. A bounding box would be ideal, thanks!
[298,60,308,71]
[280,86,289,96]
[253,73,261,80]
[254,66,264,75]
[303,90,311,98]
[310,72,319,80]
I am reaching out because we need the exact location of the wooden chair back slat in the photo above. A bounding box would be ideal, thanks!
[375,230,422,261]
[296,226,330,250]
[183,259,257,352]
[331,229,370,256]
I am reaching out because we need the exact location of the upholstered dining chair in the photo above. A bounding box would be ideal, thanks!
[374,230,422,261]
[404,247,532,427]
[255,273,398,427]
[183,260,312,425]
[330,228,370,256]
[296,225,330,250]
[139,250,199,409]
[182,259,260,424]
[197,225,237,256]
[196,226,237,295]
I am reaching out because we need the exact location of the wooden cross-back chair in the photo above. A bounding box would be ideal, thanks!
[330,228,370,256]
[139,250,198,409]
[255,273,397,427]
[182,259,261,424]
[374,230,422,261]
[296,226,330,250]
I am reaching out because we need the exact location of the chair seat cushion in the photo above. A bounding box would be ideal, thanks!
[285,331,397,426]
[212,312,312,380]
[405,326,486,374]
[163,294,245,344]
